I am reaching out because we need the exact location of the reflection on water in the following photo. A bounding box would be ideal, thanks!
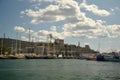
[0,59,120,80]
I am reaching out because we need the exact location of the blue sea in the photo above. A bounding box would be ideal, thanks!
[0,59,120,80]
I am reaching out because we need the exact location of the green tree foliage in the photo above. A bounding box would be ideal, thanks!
[0,45,11,55]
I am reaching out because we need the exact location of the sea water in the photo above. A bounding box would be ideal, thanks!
[0,59,120,80]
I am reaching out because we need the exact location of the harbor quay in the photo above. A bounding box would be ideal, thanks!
[0,38,120,62]
[0,38,98,59]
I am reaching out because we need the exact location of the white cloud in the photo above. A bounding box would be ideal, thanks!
[62,20,120,39]
[26,29,34,34]
[80,2,110,16]
[50,26,57,31]
[84,43,90,46]
[21,30,48,42]
[28,0,37,3]
[21,0,85,24]
[61,13,120,39]
[20,0,120,40]
[21,36,29,41]
[110,8,114,12]
[37,30,49,36]
[20,11,25,14]
[106,25,120,38]
[37,26,64,39]
[14,26,25,32]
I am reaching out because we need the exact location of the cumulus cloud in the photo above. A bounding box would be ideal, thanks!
[80,1,110,16]
[23,22,120,42]
[37,30,49,36]
[20,30,48,42]
[21,36,29,41]
[20,0,120,40]
[21,0,85,24]
[50,26,57,31]
[26,29,34,34]
[62,20,120,39]
[14,26,25,32]
[30,26,65,42]
[84,43,90,46]
[106,25,120,38]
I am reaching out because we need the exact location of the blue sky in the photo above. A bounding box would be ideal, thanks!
[0,0,120,52]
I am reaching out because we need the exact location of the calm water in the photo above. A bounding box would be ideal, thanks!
[0,59,120,80]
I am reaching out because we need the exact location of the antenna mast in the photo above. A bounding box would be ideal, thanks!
[29,28,31,42]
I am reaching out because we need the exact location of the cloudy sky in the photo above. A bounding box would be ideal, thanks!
[0,0,120,52]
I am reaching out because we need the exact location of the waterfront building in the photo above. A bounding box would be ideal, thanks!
[34,46,44,55]
[24,47,34,54]
[0,38,98,58]
[54,39,64,57]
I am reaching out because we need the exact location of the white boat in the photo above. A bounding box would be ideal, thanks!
[103,53,120,62]
[0,55,8,59]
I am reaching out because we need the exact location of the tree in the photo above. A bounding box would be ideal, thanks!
[0,45,11,55]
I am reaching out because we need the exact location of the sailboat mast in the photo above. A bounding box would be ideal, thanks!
[28,28,31,54]
[98,42,100,53]
[1,38,3,55]
[1,33,5,55]
[19,33,21,54]
[16,32,18,54]
[4,33,5,39]
[29,28,31,42]
[11,40,13,54]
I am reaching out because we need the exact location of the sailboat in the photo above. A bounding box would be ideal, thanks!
[0,37,8,59]
[8,38,24,59]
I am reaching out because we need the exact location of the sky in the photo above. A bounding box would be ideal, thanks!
[0,0,120,52]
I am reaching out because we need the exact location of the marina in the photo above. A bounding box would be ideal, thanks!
[0,38,120,62]
[0,37,98,59]
[0,0,120,80]
[0,37,120,62]
[0,52,120,62]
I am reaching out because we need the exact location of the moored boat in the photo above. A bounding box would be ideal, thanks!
[97,52,120,62]
[85,54,97,61]
[0,55,8,59]
[8,54,25,59]
[25,54,56,59]
[96,54,105,61]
